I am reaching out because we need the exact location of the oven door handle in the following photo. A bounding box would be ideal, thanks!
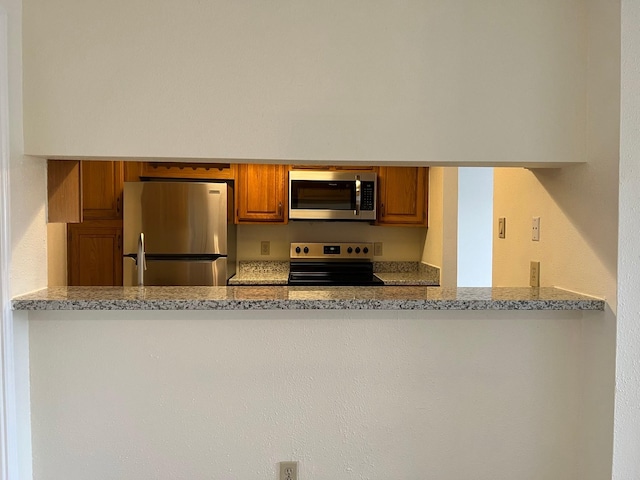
[354,176,361,217]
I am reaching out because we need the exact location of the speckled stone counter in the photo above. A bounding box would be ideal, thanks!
[228,260,440,286]
[12,286,604,311]
[373,262,440,286]
[227,261,289,285]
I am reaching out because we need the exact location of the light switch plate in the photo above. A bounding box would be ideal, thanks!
[532,217,540,241]
[498,217,506,239]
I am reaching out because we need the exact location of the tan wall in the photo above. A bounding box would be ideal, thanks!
[421,167,458,286]
[238,223,426,262]
[46,223,67,286]
[24,0,586,165]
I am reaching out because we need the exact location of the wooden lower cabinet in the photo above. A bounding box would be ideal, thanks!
[68,223,123,286]
[376,167,428,226]
[235,164,288,223]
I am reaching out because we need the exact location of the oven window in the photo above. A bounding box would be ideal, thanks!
[290,181,355,210]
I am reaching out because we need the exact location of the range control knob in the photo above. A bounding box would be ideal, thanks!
[303,246,309,254]
[363,247,369,254]
[355,247,361,254]
[295,246,301,254]
[347,247,353,254]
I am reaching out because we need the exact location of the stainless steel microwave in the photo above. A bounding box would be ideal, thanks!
[289,170,377,221]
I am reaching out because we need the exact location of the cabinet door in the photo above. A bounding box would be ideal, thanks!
[47,159,82,223]
[68,224,123,286]
[82,161,124,220]
[377,167,428,226]
[235,164,288,223]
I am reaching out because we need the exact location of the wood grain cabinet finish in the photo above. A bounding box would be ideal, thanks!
[235,164,288,223]
[47,159,83,223]
[82,161,124,220]
[67,223,123,286]
[376,167,428,226]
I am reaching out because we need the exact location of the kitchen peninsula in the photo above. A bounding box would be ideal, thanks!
[13,286,604,311]
[13,284,606,480]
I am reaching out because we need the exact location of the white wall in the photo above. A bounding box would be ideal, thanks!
[612,0,639,477]
[457,168,493,287]
[1,0,46,297]
[23,0,586,165]
[29,308,590,480]
[0,0,45,478]
[492,0,619,478]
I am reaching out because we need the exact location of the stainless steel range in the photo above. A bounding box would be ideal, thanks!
[288,242,384,286]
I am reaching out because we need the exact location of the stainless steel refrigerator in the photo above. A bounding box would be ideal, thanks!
[123,181,236,286]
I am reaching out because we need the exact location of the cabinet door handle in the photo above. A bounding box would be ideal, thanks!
[116,197,121,214]
[278,201,282,217]
[380,203,385,216]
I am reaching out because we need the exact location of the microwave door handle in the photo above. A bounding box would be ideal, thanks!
[354,176,361,216]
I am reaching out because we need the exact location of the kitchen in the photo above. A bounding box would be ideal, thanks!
[47,161,439,288]
[2,0,623,479]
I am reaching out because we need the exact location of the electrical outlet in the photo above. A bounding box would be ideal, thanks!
[374,242,383,256]
[530,261,540,287]
[260,241,270,256]
[532,217,540,241]
[498,217,506,239]
[279,461,298,480]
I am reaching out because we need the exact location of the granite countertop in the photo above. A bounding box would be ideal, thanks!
[12,286,604,311]
[228,260,440,286]
[228,261,289,286]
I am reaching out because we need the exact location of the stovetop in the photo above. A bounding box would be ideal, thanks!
[290,242,375,260]
[288,243,384,286]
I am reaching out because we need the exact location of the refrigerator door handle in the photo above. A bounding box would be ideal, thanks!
[137,233,147,286]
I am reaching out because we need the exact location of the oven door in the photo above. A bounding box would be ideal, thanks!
[288,261,385,286]
[289,171,376,221]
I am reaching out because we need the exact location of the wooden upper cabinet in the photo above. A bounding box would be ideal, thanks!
[235,164,288,223]
[376,167,428,226]
[48,159,82,223]
[82,161,124,220]
[67,223,123,286]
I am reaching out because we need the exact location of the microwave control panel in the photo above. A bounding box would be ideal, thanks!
[361,182,375,211]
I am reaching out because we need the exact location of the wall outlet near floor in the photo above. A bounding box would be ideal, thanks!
[260,240,270,256]
[530,261,540,287]
[279,461,298,480]
[374,242,383,256]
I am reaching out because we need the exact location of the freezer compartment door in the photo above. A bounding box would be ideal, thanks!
[124,181,230,255]
[124,256,229,286]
